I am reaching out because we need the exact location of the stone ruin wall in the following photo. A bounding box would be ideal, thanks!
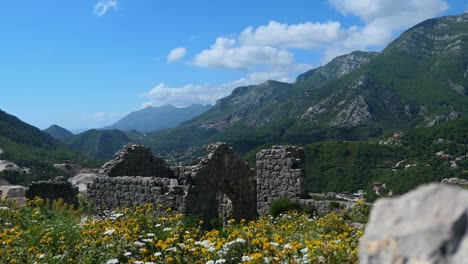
[86,143,256,222]
[26,143,346,219]
[176,143,256,221]
[256,146,307,215]
[26,176,79,208]
[86,176,187,212]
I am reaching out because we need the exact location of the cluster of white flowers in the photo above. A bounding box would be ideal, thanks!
[241,255,253,262]
[103,229,115,235]
[165,247,177,252]
[106,259,119,264]
[206,259,226,264]
[133,241,145,247]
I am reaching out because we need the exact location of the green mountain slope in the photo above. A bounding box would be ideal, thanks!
[143,13,468,156]
[43,124,74,139]
[60,129,141,159]
[0,109,87,183]
[104,104,212,133]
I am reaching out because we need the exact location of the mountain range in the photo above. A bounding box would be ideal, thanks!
[102,104,212,133]
[140,13,468,156]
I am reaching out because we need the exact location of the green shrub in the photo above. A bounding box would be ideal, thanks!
[268,197,301,217]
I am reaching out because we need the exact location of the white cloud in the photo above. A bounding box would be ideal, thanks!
[239,21,344,49]
[322,0,450,61]
[329,0,449,24]
[167,47,188,63]
[141,70,298,108]
[94,0,118,16]
[193,37,295,70]
[192,0,449,68]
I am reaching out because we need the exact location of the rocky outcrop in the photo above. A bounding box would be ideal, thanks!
[441,178,468,188]
[99,144,174,178]
[448,80,466,96]
[256,146,306,215]
[301,73,414,127]
[359,183,468,264]
[296,51,379,83]
[26,176,79,208]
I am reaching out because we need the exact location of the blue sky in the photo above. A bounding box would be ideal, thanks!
[0,0,465,130]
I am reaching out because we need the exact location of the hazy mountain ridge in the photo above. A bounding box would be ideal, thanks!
[104,104,212,133]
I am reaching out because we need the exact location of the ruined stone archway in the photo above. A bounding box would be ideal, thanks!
[181,143,257,222]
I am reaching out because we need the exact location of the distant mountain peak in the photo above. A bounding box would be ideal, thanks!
[43,124,73,139]
[103,104,212,133]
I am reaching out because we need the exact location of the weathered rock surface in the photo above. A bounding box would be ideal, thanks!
[301,73,415,127]
[99,144,174,178]
[359,183,468,264]
[0,185,28,205]
[69,173,97,192]
[0,159,28,173]
[442,177,468,185]
[296,51,379,83]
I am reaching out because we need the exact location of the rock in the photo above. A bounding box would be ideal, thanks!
[53,163,81,176]
[441,177,468,186]
[69,173,97,192]
[0,185,28,205]
[359,183,468,264]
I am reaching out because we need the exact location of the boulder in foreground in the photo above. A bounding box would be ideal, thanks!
[359,183,468,264]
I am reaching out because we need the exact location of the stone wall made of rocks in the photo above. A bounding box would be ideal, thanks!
[86,143,257,222]
[26,176,79,208]
[256,146,306,215]
[99,144,175,178]
[182,143,257,222]
[86,176,187,211]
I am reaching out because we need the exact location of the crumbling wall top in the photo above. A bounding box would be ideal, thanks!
[99,144,174,178]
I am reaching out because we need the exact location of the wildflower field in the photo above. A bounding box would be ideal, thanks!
[0,197,365,264]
